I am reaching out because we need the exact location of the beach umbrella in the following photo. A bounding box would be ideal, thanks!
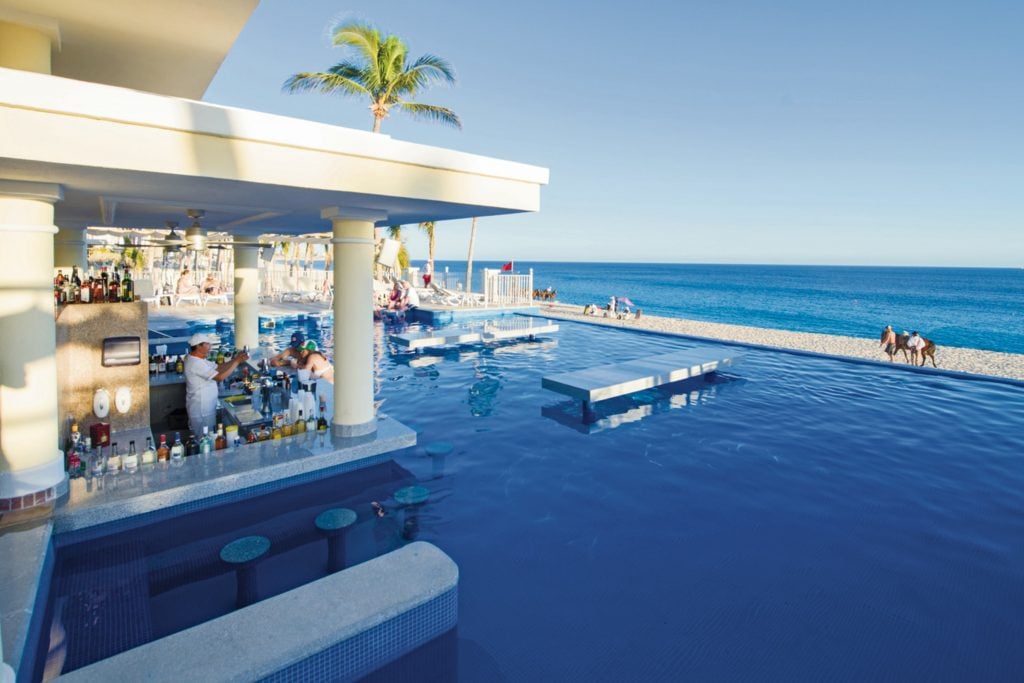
[616,296,635,308]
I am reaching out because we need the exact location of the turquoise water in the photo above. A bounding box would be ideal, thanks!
[432,261,1024,354]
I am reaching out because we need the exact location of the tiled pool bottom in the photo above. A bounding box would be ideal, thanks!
[371,319,1024,681]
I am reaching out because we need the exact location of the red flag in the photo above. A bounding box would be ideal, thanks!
[501,261,513,272]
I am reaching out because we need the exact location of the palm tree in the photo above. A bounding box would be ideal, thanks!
[465,217,478,294]
[419,221,436,278]
[283,21,461,134]
[387,225,410,270]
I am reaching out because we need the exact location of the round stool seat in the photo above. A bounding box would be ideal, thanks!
[425,441,453,457]
[394,485,430,506]
[220,535,270,565]
[315,508,357,533]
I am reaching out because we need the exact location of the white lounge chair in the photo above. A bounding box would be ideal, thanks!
[135,278,162,307]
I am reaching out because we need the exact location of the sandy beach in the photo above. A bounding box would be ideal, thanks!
[538,302,1024,382]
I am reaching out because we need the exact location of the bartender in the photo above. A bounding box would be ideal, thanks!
[185,333,249,437]
[268,331,306,368]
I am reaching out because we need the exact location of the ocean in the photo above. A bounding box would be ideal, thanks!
[428,262,1024,354]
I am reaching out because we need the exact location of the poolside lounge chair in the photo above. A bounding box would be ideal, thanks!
[174,289,203,306]
[428,282,485,307]
[135,278,163,307]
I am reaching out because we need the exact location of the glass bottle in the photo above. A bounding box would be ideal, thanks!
[122,268,134,302]
[91,443,106,477]
[107,442,122,474]
[306,410,317,434]
[123,440,139,473]
[295,409,306,434]
[199,426,213,455]
[80,436,93,478]
[80,271,91,303]
[141,436,156,465]
[156,434,170,462]
[186,433,200,456]
[169,432,185,462]
[214,424,227,451]
[176,356,185,375]
[317,404,328,433]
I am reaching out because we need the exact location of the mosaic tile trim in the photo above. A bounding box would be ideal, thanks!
[260,587,458,683]
[53,453,390,547]
[0,486,57,512]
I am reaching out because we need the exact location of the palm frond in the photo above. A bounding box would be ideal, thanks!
[331,21,380,62]
[282,71,368,97]
[396,102,463,130]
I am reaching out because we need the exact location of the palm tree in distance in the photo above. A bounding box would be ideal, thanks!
[283,21,461,133]
[387,225,410,270]
[419,221,436,280]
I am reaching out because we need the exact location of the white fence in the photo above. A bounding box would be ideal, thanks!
[483,268,534,306]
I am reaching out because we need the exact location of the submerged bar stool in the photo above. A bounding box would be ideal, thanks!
[220,535,271,608]
[425,441,453,480]
[315,508,357,573]
[394,485,430,541]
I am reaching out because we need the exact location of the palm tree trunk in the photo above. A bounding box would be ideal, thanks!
[466,217,477,294]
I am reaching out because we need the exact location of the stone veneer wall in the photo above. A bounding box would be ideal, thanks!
[56,302,150,438]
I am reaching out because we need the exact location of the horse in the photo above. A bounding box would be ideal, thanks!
[896,332,938,367]
[533,288,557,301]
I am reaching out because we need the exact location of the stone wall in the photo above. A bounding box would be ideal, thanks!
[56,302,150,440]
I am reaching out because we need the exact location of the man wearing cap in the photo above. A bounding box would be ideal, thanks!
[185,333,249,438]
[269,331,306,368]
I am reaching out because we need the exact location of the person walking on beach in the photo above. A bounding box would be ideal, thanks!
[880,325,897,362]
[907,331,924,365]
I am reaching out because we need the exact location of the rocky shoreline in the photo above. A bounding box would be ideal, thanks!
[537,302,1024,382]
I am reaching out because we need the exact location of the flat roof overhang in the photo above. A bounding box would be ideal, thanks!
[0,0,259,99]
[0,68,549,235]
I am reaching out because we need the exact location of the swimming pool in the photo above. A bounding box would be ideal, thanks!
[55,316,1024,680]
[373,318,1024,681]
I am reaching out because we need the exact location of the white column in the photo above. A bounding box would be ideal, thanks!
[0,16,58,74]
[0,181,64,505]
[54,225,87,272]
[233,237,260,351]
[323,207,384,437]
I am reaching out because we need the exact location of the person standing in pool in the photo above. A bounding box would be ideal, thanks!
[297,341,334,383]
[880,325,897,362]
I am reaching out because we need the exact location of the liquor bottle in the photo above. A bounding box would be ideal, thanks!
[91,443,106,477]
[55,269,65,287]
[157,434,170,462]
[107,442,122,474]
[80,437,93,478]
[169,432,185,462]
[214,424,227,451]
[317,404,328,433]
[80,272,91,303]
[149,354,157,377]
[123,440,139,472]
[107,275,119,303]
[176,356,185,375]
[122,268,134,302]
[141,436,156,465]
[305,410,316,434]
[66,431,82,478]
[186,433,200,456]
[216,348,225,365]
[199,426,213,455]
[295,409,306,434]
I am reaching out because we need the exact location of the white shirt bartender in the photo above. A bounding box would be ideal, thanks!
[184,333,249,437]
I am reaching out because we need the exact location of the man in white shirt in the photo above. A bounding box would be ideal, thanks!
[184,333,248,437]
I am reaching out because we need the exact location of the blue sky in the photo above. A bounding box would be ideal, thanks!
[205,0,1023,267]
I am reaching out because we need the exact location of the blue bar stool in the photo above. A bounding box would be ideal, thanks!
[220,535,271,608]
[315,508,357,573]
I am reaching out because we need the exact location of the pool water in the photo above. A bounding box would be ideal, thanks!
[371,318,1024,681]
[57,315,1024,681]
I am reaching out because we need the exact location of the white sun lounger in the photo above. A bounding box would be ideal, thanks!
[542,347,737,419]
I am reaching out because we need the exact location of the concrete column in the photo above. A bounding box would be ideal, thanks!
[54,225,87,272]
[0,15,58,74]
[323,208,384,437]
[0,181,64,506]
[233,237,260,351]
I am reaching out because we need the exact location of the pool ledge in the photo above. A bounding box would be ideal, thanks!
[56,541,458,682]
[52,415,417,541]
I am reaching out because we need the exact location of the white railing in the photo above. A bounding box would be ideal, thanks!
[483,268,534,306]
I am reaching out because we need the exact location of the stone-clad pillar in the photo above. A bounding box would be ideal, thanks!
[322,208,383,437]
[233,237,260,351]
[0,181,64,511]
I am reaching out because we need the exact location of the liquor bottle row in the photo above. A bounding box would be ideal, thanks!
[55,264,136,306]
[150,348,234,377]
[64,423,235,478]
[245,403,329,443]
